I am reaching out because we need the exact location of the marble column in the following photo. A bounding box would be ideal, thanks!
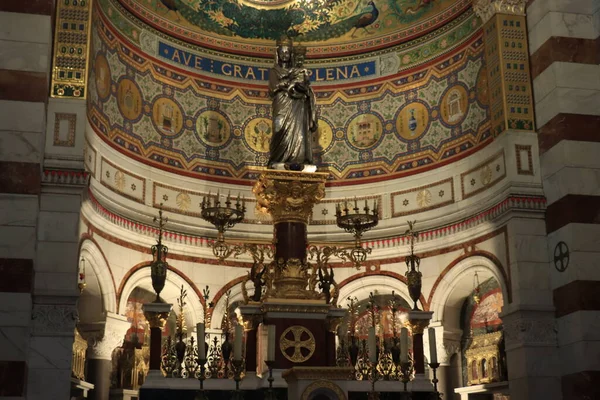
[85,312,130,400]
[143,302,172,376]
[405,311,433,374]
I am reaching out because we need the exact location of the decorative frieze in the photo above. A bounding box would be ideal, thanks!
[460,151,506,199]
[503,317,557,350]
[391,178,455,217]
[100,157,146,203]
[473,0,526,24]
[32,304,78,336]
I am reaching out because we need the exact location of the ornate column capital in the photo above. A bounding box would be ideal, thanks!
[253,170,327,224]
[86,312,130,360]
[404,310,434,334]
[143,302,172,329]
[472,0,526,24]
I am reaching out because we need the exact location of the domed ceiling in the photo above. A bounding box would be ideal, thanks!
[116,0,472,57]
[88,0,490,186]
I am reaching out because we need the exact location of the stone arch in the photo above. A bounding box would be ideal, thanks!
[118,263,205,328]
[428,254,509,331]
[79,237,118,318]
[337,273,415,308]
[209,278,245,330]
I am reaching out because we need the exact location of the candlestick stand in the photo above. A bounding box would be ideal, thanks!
[231,359,244,400]
[367,359,380,400]
[400,361,413,399]
[428,362,441,400]
[265,360,275,400]
[195,358,207,400]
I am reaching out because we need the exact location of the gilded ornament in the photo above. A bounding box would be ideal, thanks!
[473,0,526,24]
[280,325,316,363]
[253,170,327,224]
[301,379,347,400]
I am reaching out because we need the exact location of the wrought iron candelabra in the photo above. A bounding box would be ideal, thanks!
[428,362,442,400]
[150,204,169,302]
[404,221,422,310]
[335,198,379,269]
[200,192,246,260]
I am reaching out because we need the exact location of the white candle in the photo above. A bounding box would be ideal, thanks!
[400,327,409,363]
[368,326,377,363]
[234,324,243,361]
[267,325,276,362]
[428,327,438,364]
[197,322,205,360]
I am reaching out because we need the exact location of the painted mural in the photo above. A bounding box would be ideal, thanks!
[88,0,491,185]
[116,0,471,56]
[125,287,177,342]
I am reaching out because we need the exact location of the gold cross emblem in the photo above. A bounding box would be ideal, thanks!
[279,325,315,363]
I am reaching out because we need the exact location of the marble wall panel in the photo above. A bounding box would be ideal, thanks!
[0,226,36,259]
[460,150,506,199]
[0,41,49,73]
[0,131,43,164]
[0,195,38,227]
[100,157,146,204]
[37,212,79,242]
[528,11,600,54]
[0,101,45,133]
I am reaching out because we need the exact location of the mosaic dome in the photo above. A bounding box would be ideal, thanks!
[115,0,472,57]
[88,0,489,186]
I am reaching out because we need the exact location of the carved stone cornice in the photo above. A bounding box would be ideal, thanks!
[32,304,78,336]
[472,0,526,24]
[253,170,327,224]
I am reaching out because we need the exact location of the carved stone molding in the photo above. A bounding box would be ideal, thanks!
[32,304,78,336]
[87,329,127,360]
[503,318,557,350]
[472,0,526,24]
[87,313,131,360]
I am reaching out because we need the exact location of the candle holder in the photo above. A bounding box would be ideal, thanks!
[335,199,379,269]
[367,359,380,400]
[428,362,442,399]
[200,192,246,260]
[194,358,208,400]
[400,360,414,399]
[231,358,244,400]
[265,360,276,400]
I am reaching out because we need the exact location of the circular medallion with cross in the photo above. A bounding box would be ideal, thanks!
[279,325,316,363]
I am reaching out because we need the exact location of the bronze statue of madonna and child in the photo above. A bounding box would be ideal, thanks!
[268,37,318,172]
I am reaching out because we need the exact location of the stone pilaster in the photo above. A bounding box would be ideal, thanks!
[27,297,79,400]
[473,0,535,136]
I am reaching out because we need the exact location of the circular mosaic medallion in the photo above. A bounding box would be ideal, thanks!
[396,102,430,140]
[244,117,272,153]
[117,78,142,121]
[95,53,111,100]
[440,85,469,126]
[152,97,184,136]
[347,113,383,149]
[314,120,334,152]
[196,110,231,147]
[279,325,315,363]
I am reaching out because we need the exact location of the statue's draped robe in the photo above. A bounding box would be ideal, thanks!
[268,64,317,166]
